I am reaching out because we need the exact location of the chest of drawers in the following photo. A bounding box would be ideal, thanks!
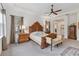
[19,33,29,43]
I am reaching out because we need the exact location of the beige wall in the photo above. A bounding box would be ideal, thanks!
[5,6,79,45]
[6,9,44,45]
[77,12,79,41]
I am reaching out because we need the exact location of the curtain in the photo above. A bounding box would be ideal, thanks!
[10,15,15,43]
[2,9,6,36]
[1,3,7,50]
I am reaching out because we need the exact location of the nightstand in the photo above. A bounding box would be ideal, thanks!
[18,33,29,43]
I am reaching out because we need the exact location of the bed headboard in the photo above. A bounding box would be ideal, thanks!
[29,21,43,33]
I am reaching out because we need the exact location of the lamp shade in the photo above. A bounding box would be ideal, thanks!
[22,25,25,29]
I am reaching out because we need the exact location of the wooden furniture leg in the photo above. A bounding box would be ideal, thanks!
[51,38,52,51]
[41,37,48,49]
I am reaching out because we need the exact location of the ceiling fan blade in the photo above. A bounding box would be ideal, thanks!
[55,9,62,12]
[49,12,52,15]
[52,12,58,15]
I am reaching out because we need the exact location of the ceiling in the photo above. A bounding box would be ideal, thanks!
[3,3,79,16]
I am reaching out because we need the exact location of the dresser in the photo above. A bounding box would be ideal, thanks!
[18,33,29,43]
[68,25,76,40]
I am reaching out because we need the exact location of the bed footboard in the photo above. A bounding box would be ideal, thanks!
[41,37,48,49]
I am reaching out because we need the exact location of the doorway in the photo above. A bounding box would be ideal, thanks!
[53,19,64,36]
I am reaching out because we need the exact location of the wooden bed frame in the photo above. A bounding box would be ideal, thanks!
[29,21,43,33]
[29,21,48,49]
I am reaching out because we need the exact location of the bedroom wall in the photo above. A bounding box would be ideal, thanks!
[50,11,78,40]
[64,13,77,40]
[5,5,79,45]
[77,12,79,41]
[68,13,77,26]
[6,11,11,45]
[6,8,43,45]
[63,15,69,39]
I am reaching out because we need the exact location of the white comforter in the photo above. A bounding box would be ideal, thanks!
[30,31,48,45]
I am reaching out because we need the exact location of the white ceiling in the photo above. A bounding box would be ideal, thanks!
[3,3,79,16]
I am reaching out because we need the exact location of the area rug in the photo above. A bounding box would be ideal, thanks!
[61,47,79,56]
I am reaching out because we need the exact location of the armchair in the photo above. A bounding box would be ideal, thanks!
[46,34,63,46]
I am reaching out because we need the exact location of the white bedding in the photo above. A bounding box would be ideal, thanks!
[30,31,63,47]
[30,31,48,45]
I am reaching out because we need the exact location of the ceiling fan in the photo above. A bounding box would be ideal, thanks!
[49,4,62,15]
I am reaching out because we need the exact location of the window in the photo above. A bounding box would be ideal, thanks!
[0,9,6,36]
[2,12,6,36]
[0,10,3,36]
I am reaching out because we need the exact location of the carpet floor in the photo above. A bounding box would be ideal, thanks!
[1,39,79,56]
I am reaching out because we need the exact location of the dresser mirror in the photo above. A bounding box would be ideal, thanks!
[45,20,50,33]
